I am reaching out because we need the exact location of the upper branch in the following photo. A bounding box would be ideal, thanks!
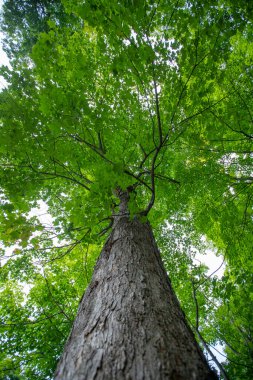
[152,64,163,146]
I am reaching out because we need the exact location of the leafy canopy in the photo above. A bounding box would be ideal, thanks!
[0,0,253,379]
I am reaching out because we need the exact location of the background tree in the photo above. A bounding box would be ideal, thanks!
[0,0,252,379]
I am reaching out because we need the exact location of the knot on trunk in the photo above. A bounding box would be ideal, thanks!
[114,186,131,216]
[114,184,137,218]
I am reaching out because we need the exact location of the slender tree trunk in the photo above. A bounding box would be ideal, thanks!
[55,209,217,379]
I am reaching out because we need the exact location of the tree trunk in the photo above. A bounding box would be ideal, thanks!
[55,214,217,380]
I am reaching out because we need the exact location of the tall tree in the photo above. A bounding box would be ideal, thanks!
[0,0,252,379]
[55,189,217,379]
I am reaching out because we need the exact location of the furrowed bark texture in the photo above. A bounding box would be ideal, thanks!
[55,216,217,380]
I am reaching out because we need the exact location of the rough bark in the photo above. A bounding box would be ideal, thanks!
[55,213,218,380]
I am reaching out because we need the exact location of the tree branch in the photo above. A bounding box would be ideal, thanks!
[191,280,230,380]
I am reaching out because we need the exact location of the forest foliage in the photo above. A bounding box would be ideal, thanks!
[0,1,253,379]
